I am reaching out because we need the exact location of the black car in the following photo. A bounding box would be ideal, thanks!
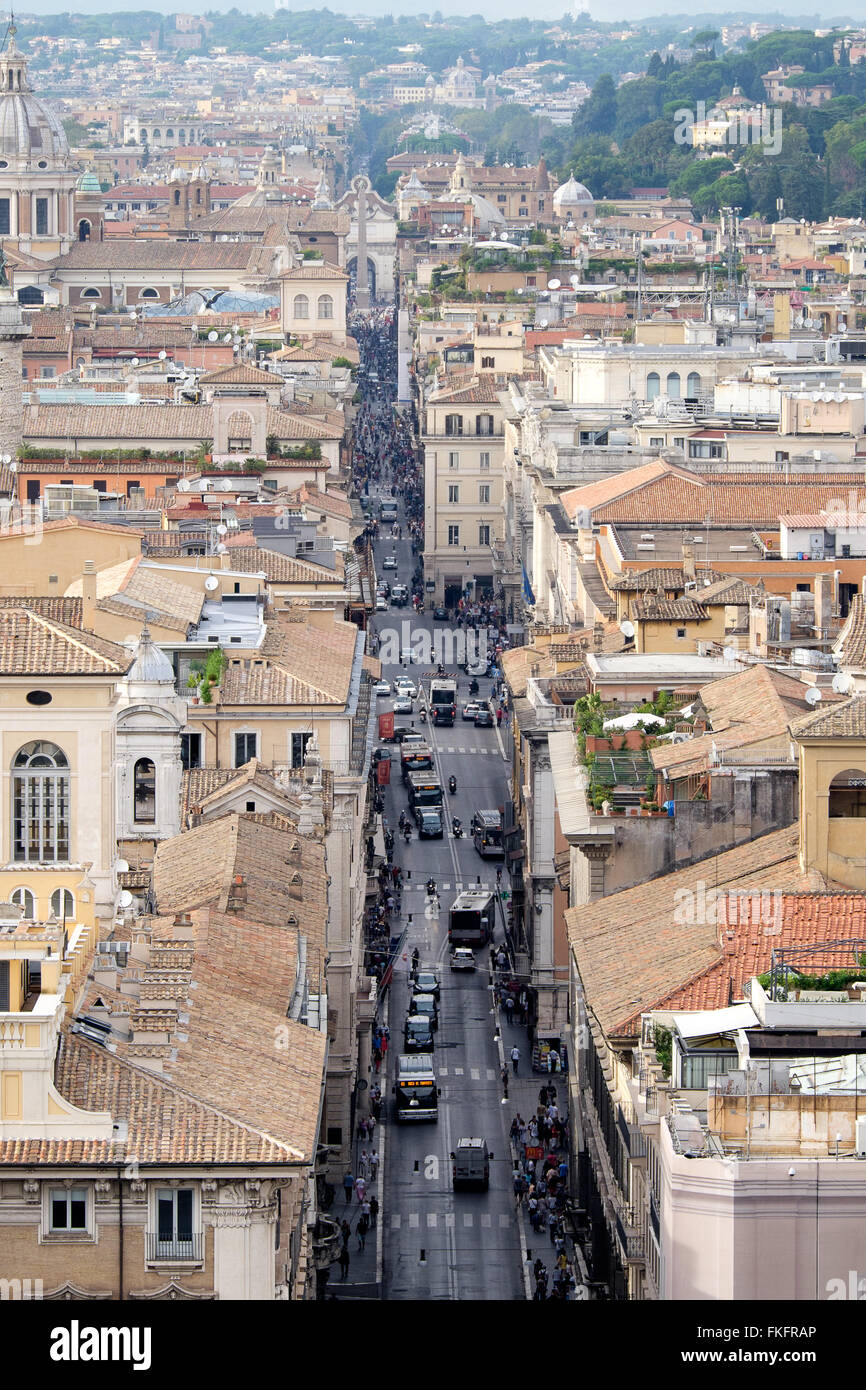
[474,707,494,728]
[433,605,448,620]
[404,1015,435,1052]
[412,971,440,999]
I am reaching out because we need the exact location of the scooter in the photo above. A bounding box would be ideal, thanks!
[452,817,463,838]
[448,775,457,794]
[469,678,479,696]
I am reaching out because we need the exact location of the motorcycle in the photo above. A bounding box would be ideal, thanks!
[469,678,479,696]
[426,877,437,896]
[452,817,463,838]
[448,775,457,794]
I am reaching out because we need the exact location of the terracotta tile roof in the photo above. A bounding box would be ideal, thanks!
[184,760,297,820]
[594,472,864,527]
[0,596,83,626]
[278,261,348,281]
[198,363,284,386]
[560,461,675,521]
[17,456,196,475]
[645,891,866,1025]
[284,482,352,520]
[428,378,504,405]
[566,826,808,1038]
[219,614,357,707]
[0,608,130,675]
[223,545,342,584]
[270,342,336,363]
[789,694,866,740]
[0,515,144,543]
[23,403,343,443]
[610,566,725,592]
[692,576,766,605]
[835,593,866,671]
[66,557,204,631]
[632,597,709,621]
[44,240,271,271]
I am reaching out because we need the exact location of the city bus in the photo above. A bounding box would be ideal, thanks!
[407,772,443,811]
[394,1054,439,1122]
[448,890,496,947]
[471,809,503,858]
[401,743,434,781]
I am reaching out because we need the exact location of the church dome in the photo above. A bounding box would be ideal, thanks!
[553,174,593,208]
[76,169,102,194]
[0,40,69,166]
[126,626,175,684]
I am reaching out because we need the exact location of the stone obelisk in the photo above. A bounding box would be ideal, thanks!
[352,174,371,312]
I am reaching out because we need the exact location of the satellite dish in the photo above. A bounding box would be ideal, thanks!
[723,646,737,662]
[548,278,561,290]
[114,859,130,874]
[619,619,635,638]
[130,357,140,368]
[216,523,228,535]
[216,543,228,554]
[204,575,219,591]
[177,478,191,492]
[569,274,580,288]
[158,349,167,360]
[537,319,549,329]
[223,333,232,343]
[832,672,852,694]
[219,478,233,491]
[208,330,218,342]
[804,687,822,706]
[118,890,134,909]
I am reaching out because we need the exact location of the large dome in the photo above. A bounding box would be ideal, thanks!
[0,42,69,166]
[553,174,593,208]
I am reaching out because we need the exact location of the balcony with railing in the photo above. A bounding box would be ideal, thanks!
[145,1232,205,1263]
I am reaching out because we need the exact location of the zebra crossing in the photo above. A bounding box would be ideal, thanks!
[440,746,498,755]
[391,1212,512,1230]
[437,1067,498,1080]
[405,881,496,892]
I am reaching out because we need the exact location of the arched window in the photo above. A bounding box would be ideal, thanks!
[152,129,161,141]
[77,218,91,242]
[133,758,156,823]
[173,189,181,206]
[81,288,101,299]
[179,130,186,144]
[195,187,201,205]
[139,287,159,299]
[12,742,69,863]
[293,293,309,319]
[666,371,681,400]
[317,293,333,320]
[687,371,702,398]
[166,129,174,140]
[829,769,866,818]
[11,887,35,919]
[50,887,74,920]
[646,371,660,401]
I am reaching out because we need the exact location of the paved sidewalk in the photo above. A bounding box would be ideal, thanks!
[326,1018,389,1299]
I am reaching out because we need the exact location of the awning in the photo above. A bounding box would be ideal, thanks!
[373,821,387,862]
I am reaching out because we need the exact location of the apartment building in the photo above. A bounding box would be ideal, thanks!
[421,377,507,607]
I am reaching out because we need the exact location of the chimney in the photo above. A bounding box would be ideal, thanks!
[682,543,696,583]
[814,572,832,639]
[226,873,247,912]
[82,559,97,630]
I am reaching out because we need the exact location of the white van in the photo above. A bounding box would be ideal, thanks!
[451,1137,492,1190]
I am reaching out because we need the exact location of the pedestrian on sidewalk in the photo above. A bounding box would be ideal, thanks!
[504,995,514,1025]
[500,1065,509,1099]
[357,1212,370,1250]
[369,1194,379,1227]
[354,1175,367,1204]
[370,1148,379,1180]
[343,1170,354,1205]
[510,1045,520,1074]
[360,1197,371,1226]
[358,1149,368,1179]
[340,1219,350,1247]
[509,1115,521,1145]
[339,1246,350,1280]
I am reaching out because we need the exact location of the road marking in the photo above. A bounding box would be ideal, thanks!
[481,1214,491,1228]
[453,1066,463,1075]
[409,1212,419,1229]
[439,1066,448,1076]
[427,1212,437,1228]
[487,1068,497,1081]
[499,1213,511,1227]
[445,1213,455,1228]
[391,1214,401,1230]
[463,1213,473,1227]
[470,1067,480,1081]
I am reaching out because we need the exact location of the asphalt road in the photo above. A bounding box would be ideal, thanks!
[369,501,525,1302]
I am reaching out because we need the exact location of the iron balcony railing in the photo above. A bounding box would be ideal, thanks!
[146,1233,204,1262]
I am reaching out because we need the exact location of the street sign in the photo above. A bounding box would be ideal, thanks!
[524,1146,543,1161]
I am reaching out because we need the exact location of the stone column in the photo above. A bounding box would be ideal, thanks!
[0,285,30,460]
[352,175,370,313]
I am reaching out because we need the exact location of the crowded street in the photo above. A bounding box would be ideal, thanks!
[327,309,579,1301]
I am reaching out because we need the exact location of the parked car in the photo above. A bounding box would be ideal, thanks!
[395,677,417,698]
[401,647,415,664]
[433,605,448,620]
[412,993,438,1031]
[474,706,494,728]
[376,595,388,612]
[450,948,476,972]
[461,701,480,722]
[374,680,391,697]
[393,695,413,714]
[415,808,443,838]
[451,1137,491,1190]
[391,584,409,607]
[383,555,398,570]
[412,971,440,999]
[371,747,391,765]
[393,729,425,746]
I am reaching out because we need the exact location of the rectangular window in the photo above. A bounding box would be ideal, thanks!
[0,960,8,1011]
[673,437,685,449]
[126,480,140,497]
[448,525,460,546]
[676,627,686,638]
[180,733,202,770]
[520,194,526,203]
[92,479,106,493]
[35,198,48,236]
[157,1188,194,1245]
[290,731,313,769]
[448,451,459,470]
[481,355,495,369]
[480,452,490,470]
[448,484,459,503]
[479,484,490,505]
[649,436,664,447]
[50,1188,88,1232]
[497,195,506,203]
[0,198,9,235]
[234,732,257,766]
[518,207,528,216]
[479,524,490,547]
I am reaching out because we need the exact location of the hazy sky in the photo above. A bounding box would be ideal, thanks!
[12,2,841,19]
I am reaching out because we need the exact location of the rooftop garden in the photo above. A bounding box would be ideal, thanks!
[574,689,694,812]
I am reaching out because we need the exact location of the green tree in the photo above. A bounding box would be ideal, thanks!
[573,73,617,138]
